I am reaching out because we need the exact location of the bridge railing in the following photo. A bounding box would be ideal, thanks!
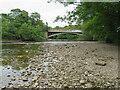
[48,29,82,33]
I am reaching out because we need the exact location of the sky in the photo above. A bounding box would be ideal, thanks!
[0,0,76,27]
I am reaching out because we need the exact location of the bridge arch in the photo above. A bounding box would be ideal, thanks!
[45,29,82,39]
[48,32,82,38]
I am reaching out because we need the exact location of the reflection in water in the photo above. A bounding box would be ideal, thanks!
[1,43,45,86]
[2,44,44,70]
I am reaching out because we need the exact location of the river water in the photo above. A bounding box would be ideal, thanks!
[0,41,73,87]
[0,41,119,88]
[1,43,46,87]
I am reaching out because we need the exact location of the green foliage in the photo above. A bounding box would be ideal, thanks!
[64,25,80,30]
[79,3,119,43]
[51,34,79,40]
[54,2,120,43]
[1,8,47,41]
[53,26,62,29]
[51,24,80,30]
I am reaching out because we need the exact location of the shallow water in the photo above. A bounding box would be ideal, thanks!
[1,43,45,87]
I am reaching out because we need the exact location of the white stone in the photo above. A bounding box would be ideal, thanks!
[35,83,39,86]
[85,83,92,88]
[80,80,85,84]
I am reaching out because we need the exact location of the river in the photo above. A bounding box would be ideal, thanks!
[0,41,119,88]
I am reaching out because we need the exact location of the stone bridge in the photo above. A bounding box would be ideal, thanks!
[45,29,82,39]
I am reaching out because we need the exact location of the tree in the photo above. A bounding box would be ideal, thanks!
[53,2,120,43]
[1,9,47,41]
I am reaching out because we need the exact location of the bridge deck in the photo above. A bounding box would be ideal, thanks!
[48,30,82,33]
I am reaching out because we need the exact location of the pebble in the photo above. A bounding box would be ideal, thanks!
[2,43,118,88]
[11,78,16,81]
[22,77,28,81]
[85,83,92,88]
[32,76,38,81]
[34,83,39,86]
[80,80,85,84]
[7,75,10,77]
[95,60,106,66]
[27,71,32,75]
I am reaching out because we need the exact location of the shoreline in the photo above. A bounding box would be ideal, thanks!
[0,40,22,43]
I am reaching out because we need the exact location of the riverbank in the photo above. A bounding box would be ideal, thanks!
[1,41,119,89]
[0,40,22,43]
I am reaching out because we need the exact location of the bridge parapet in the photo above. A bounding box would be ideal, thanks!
[48,29,82,33]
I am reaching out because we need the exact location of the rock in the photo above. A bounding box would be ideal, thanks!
[17,85,21,87]
[59,78,63,80]
[80,80,85,84]
[91,50,95,52]
[21,73,25,76]
[66,46,70,48]
[18,77,22,80]
[8,83,12,85]
[85,83,92,88]
[7,75,10,77]
[34,83,39,86]
[94,73,100,76]
[116,77,120,79]
[22,77,28,82]
[9,85,13,88]
[95,60,106,66]
[37,68,41,70]
[51,78,56,81]
[25,83,30,87]
[106,82,111,86]
[59,57,64,60]
[81,57,85,60]
[32,76,38,81]
[7,67,10,69]
[1,86,5,89]
[22,71,26,73]
[94,54,97,56]
[63,84,68,88]
[85,52,88,55]
[11,78,16,81]
[27,71,32,75]
[47,53,51,57]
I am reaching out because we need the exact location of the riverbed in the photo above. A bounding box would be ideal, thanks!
[0,41,119,88]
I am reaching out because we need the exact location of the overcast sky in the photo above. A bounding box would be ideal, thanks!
[0,0,76,27]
